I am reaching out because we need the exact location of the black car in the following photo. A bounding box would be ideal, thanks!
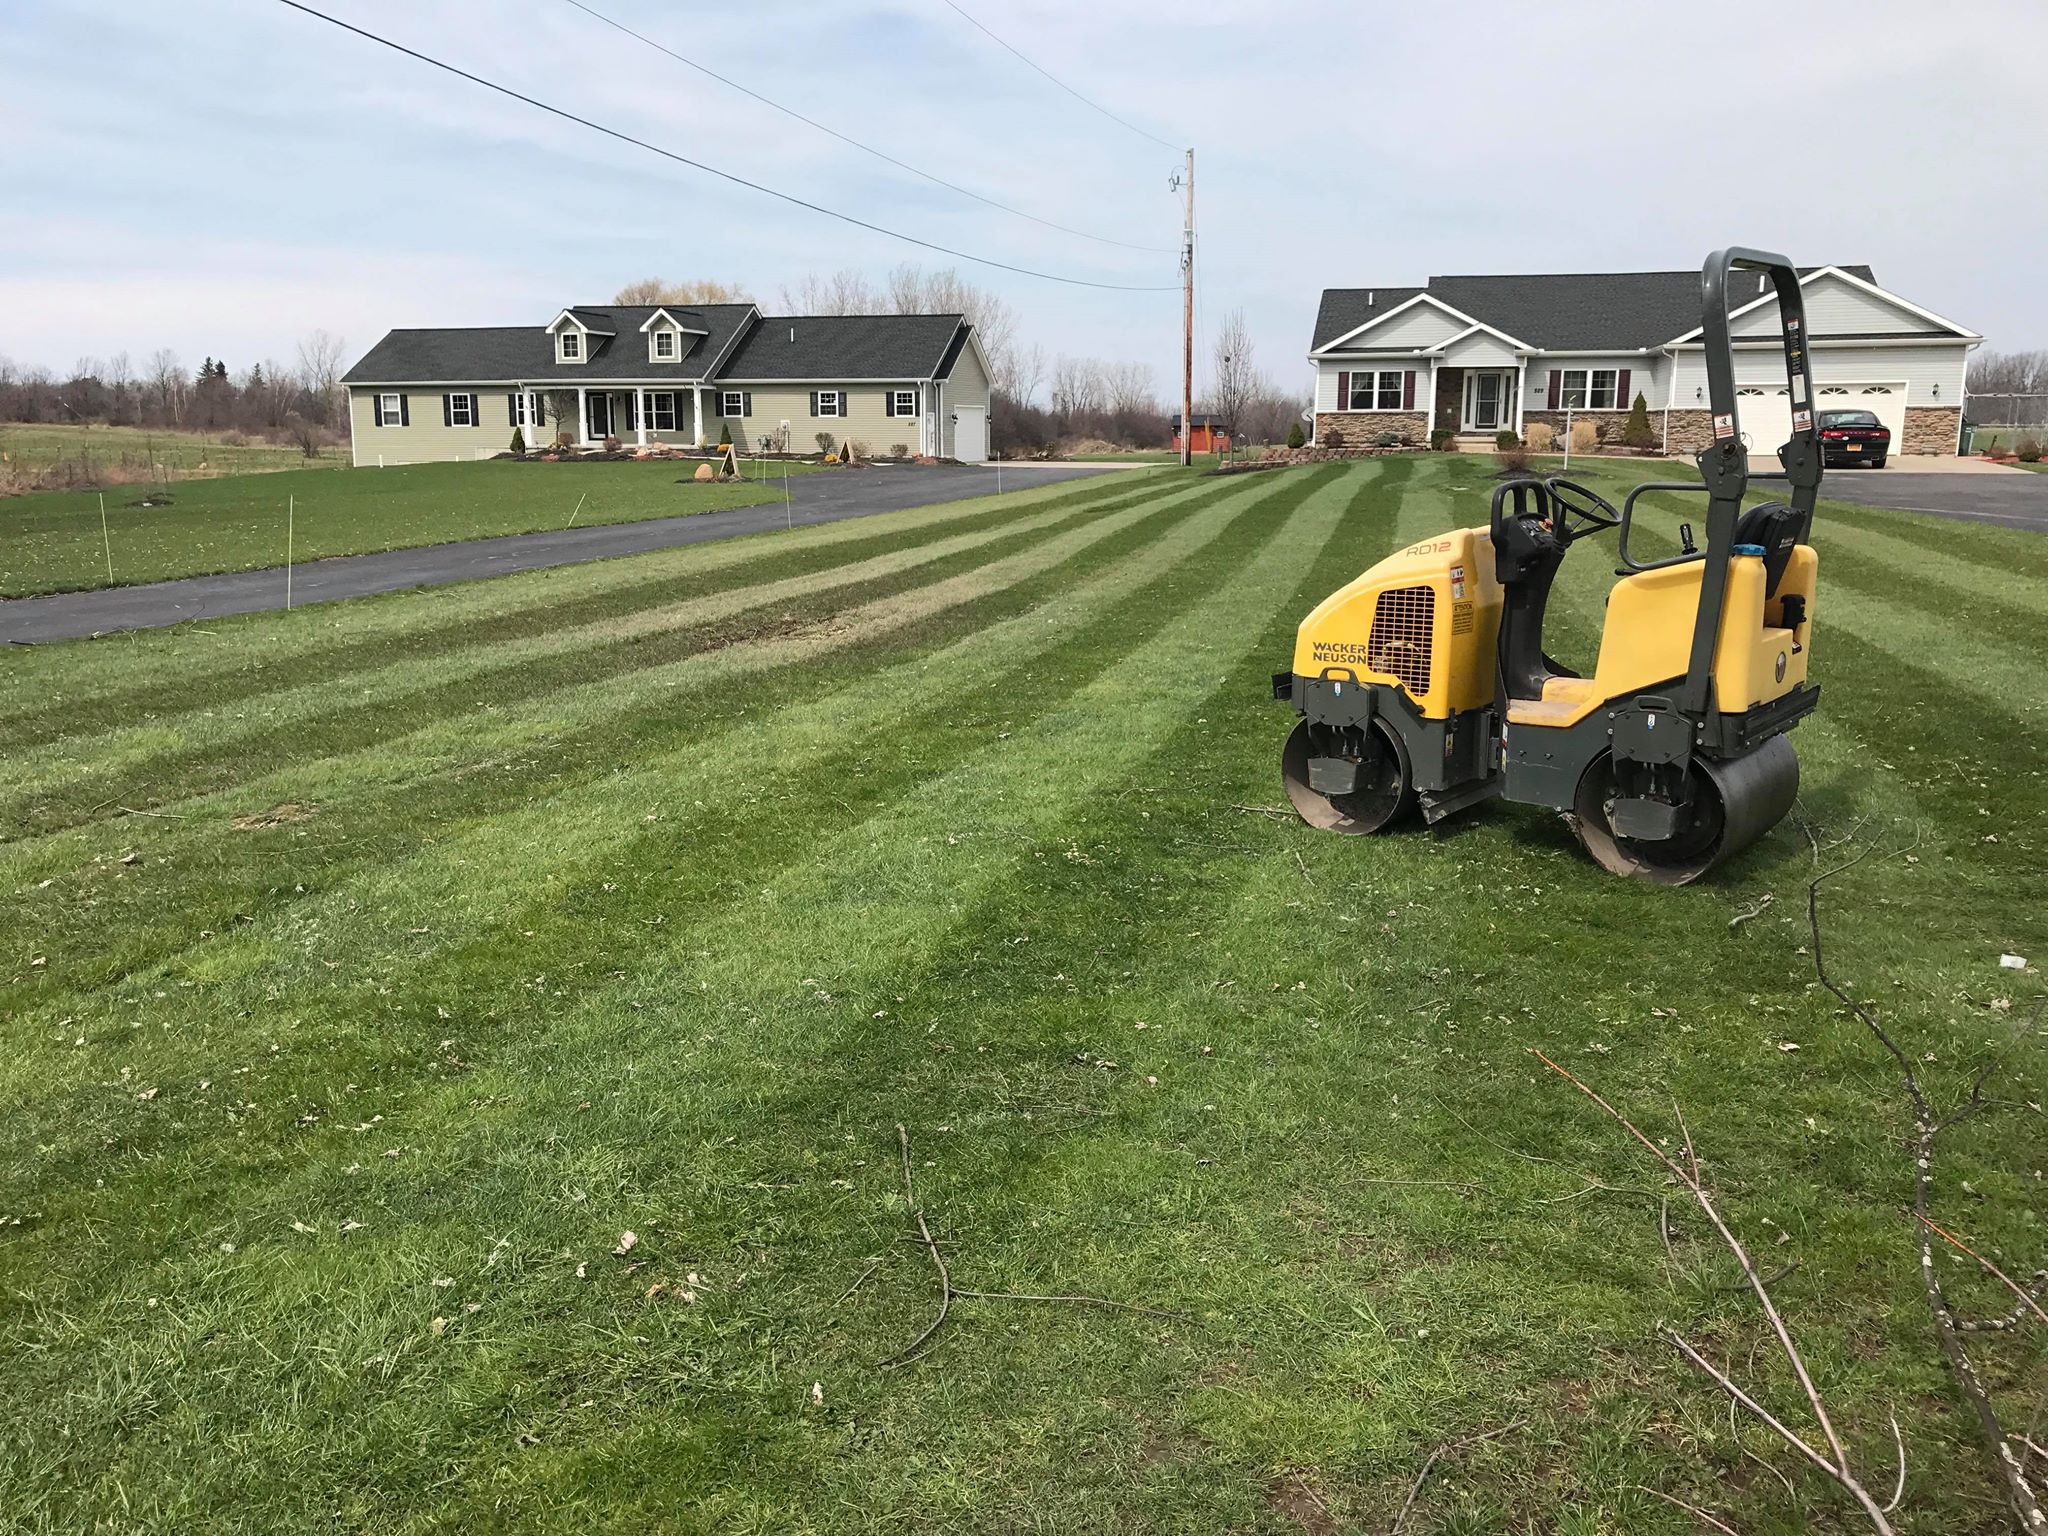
[1817,408,1890,467]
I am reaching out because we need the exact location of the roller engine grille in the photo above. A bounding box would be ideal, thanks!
[1369,585,1435,696]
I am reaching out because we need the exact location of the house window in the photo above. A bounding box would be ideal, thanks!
[449,393,475,427]
[816,390,843,418]
[654,330,676,359]
[378,392,401,425]
[649,392,677,432]
[560,331,581,360]
[722,391,747,417]
[1345,370,1405,411]
[1560,369,1619,409]
[892,389,917,416]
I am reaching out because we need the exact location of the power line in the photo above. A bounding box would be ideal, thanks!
[559,0,1168,255]
[941,0,1182,154]
[273,0,1178,294]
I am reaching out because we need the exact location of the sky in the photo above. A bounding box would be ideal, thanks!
[3,0,2044,401]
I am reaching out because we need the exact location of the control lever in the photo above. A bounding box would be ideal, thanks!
[1678,521,1698,556]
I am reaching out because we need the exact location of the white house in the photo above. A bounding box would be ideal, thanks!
[1308,265,1981,457]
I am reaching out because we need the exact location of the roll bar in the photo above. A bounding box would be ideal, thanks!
[1677,247,1824,718]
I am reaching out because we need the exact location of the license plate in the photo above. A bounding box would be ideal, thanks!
[1846,443,1861,452]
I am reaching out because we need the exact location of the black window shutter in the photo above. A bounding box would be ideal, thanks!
[442,393,452,427]
[1336,371,1350,410]
[371,395,382,428]
[1402,371,1415,411]
[810,390,820,417]
[398,395,409,427]
[508,393,518,426]
[1616,368,1632,408]
[1546,370,1561,409]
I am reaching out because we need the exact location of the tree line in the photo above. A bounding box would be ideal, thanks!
[0,331,350,453]
[617,267,1308,455]
[1966,349,2048,426]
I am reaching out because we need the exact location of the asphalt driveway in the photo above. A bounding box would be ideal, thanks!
[1816,466,2048,532]
[0,463,1126,645]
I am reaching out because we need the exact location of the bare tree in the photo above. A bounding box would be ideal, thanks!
[780,269,883,316]
[1967,348,2048,427]
[613,277,752,306]
[1101,359,1155,414]
[294,330,347,428]
[1209,309,1256,437]
[146,348,186,426]
[997,342,1048,407]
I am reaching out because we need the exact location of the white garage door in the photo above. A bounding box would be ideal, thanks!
[1736,382,1906,455]
[1813,383,1906,451]
[953,405,987,463]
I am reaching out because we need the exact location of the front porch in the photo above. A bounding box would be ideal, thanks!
[516,384,708,450]
[1431,364,1522,440]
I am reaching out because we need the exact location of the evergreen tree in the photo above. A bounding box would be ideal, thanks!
[1621,390,1656,449]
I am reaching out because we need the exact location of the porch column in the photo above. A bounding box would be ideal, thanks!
[1426,359,1438,441]
[691,384,704,448]
[1512,361,1527,437]
[577,385,588,446]
[531,390,542,444]
[635,386,647,447]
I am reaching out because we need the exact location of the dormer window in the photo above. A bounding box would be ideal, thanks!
[653,329,676,361]
[559,331,582,362]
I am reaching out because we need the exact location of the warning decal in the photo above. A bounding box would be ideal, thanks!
[1449,563,1468,600]
[1713,413,1736,438]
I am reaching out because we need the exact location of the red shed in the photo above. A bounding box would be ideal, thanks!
[1172,413,1232,454]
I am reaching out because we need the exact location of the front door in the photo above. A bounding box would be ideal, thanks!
[587,393,612,441]
[1466,372,1503,431]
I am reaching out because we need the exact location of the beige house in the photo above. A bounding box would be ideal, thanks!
[343,303,992,465]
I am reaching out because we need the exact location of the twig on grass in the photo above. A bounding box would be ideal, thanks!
[1637,1483,1741,1535]
[1391,1420,1522,1535]
[1957,1272,2048,1334]
[1806,839,2046,1532]
[1532,1049,1897,1532]
[1915,1215,2048,1328]
[1230,803,1293,819]
[876,1123,1172,1368]
[117,805,185,820]
[832,1256,885,1307]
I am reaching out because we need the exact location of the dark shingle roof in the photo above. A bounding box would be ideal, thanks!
[1311,267,1877,352]
[933,323,973,381]
[343,304,758,384]
[718,314,970,381]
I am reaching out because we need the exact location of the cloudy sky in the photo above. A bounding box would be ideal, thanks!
[4,0,2043,398]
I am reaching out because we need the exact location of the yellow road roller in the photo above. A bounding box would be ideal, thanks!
[1273,247,1822,883]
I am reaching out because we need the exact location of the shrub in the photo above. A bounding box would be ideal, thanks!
[1569,419,1598,454]
[2018,436,2043,463]
[890,443,909,459]
[846,439,870,462]
[1375,429,1400,448]
[554,431,575,451]
[1285,420,1306,450]
[815,431,836,454]
[718,422,732,446]
[1622,391,1656,449]
[1320,425,1344,451]
[1497,443,1534,473]
[510,427,526,454]
[1430,427,1454,452]
[603,435,621,453]
[1495,429,1519,450]
[1523,421,1556,453]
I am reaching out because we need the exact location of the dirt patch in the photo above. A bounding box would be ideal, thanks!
[232,802,317,830]
[1266,1470,1338,1535]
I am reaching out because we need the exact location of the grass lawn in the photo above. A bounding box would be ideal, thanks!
[0,421,350,481]
[0,457,830,598]
[2,457,2043,1533]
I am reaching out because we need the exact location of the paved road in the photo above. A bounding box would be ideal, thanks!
[1,464,1124,645]
[1818,469,2048,532]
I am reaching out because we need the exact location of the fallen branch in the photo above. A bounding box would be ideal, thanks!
[876,1123,1173,1368]
[1807,843,2046,1532]
[1391,1421,1521,1535]
[1915,1215,2048,1328]
[1532,1050,1896,1532]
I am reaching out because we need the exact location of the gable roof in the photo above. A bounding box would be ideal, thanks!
[1311,267,1881,353]
[346,304,757,384]
[716,313,971,381]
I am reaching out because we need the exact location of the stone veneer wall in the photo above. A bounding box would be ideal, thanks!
[1317,411,1429,448]
[1901,406,1959,455]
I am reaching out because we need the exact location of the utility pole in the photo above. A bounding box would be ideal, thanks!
[1179,147,1195,469]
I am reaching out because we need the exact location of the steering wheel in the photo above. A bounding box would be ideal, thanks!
[1543,477,1622,542]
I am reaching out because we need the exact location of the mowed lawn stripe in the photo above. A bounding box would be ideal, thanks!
[1,476,1219,856]
[2,471,1332,1127]
[0,484,1152,826]
[0,477,1262,1021]
[0,472,1147,745]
